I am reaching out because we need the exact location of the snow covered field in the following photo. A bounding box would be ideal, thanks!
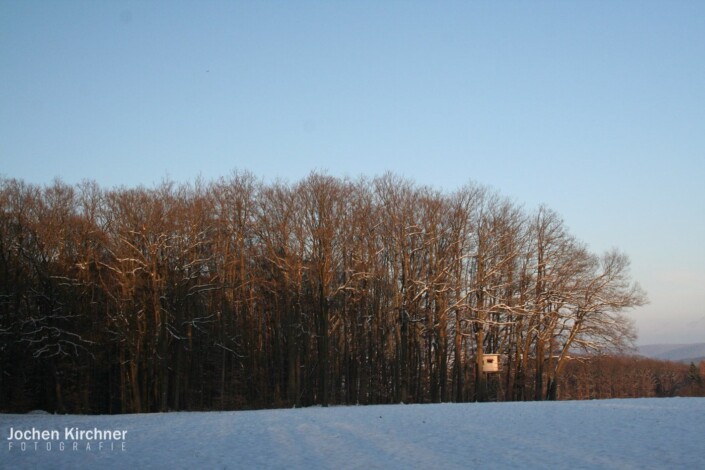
[2,398,704,469]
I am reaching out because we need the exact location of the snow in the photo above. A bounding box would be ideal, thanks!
[2,398,704,469]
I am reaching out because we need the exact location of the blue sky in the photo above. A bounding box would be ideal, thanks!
[2,1,703,345]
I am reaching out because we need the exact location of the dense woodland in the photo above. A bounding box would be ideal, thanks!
[2,171,682,414]
[559,356,705,400]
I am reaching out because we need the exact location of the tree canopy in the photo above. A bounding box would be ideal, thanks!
[0,172,647,412]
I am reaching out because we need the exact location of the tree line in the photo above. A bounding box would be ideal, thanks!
[559,356,705,399]
[0,172,647,413]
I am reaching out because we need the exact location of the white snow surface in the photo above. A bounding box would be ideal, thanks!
[2,398,704,469]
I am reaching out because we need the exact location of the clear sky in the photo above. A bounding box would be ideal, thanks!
[1,1,703,345]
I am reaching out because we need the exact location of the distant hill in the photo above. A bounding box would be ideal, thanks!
[638,343,705,364]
